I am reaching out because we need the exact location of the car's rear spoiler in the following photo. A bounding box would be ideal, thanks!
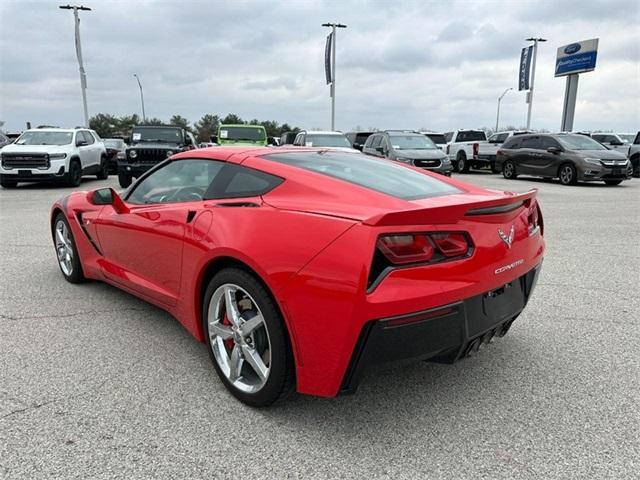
[364,190,538,226]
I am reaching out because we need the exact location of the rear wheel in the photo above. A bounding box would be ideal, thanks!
[202,268,294,407]
[118,172,132,188]
[53,213,85,283]
[455,153,469,173]
[558,163,577,186]
[502,160,517,179]
[604,180,622,186]
[65,160,82,187]
[96,155,109,180]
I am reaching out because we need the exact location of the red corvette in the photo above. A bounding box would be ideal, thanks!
[50,147,544,406]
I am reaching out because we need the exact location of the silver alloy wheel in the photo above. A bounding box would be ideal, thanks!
[560,165,574,184]
[207,284,271,393]
[457,156,465,172]
[503,162,514,178]
[55,219,74,276]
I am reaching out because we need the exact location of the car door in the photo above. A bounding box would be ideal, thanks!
[537,136,564,176]
[94,158,224,306]
[516,136,544,174]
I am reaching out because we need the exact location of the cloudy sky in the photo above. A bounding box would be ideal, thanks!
[1,0,638,133]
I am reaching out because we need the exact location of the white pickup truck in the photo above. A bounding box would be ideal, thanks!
[444,129,495,173]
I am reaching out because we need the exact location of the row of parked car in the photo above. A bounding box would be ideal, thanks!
[1,124,638,188]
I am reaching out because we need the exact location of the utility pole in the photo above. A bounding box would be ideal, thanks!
[133,74,146,122]
[496,88,513,132]
[59,4,91,127]
[525,37,546,130]
[322,22,346,131]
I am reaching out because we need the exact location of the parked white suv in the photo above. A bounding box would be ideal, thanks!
[0,128,107,188]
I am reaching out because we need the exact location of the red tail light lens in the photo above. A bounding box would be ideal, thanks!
[496,148,504,156]
[377,232,472,265]
[377,234,435,265]
[430,233,470,257]
[527,202,543,236]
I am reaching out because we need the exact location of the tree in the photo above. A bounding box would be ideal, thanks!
[144,117,164,126]
[170,115,191,131]
[261,120,280,137]
[89,113,120,138]
[116,114,141,136]
[194,114,220,142]
[221,113,244,125]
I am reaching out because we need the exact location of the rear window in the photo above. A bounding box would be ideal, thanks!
[456,131,487,142]
[262,151,461,200]
[502,137,522,149]
[424,133,446,144]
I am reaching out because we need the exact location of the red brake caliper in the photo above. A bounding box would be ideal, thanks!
[222,312,234,350]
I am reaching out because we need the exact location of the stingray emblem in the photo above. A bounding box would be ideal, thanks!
[498,225,515,249]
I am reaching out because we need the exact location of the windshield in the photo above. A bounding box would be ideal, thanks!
[15,131,73,146]
[617,134,634,143]
[304,134,352,148]
[424,134,446,144]
[104,139,124,148]
[219,126,266,142]
[489,133,509,143]
[132,127,183,143]
[262,151,460,200]
[557,135,607,151]
[389,135,437,150]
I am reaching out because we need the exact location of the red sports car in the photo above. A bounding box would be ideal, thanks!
[50,147,544,406]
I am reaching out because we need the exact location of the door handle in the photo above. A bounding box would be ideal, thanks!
[186,211,196,223]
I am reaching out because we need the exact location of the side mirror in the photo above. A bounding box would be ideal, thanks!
[375,146,385,154]
[87,187,129,213]
[76,139,87,147]
[547,146,561,154]
[353,143,363,151]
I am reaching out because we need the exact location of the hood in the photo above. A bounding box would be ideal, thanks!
[574,149,627,160]
[0,144,71,154]
[395,149,446,160]
[128,142,181,150]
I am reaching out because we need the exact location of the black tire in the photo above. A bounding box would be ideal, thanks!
[96,155,109,180]
[118,172,132,188]
[0,177,18,188]
[558,163,578,186]
[202,268,294,407]
[65,160,82,187]
[52,213,86,283]
[502,160,517,179]
[455,153,469,173]
[604,180,622,186]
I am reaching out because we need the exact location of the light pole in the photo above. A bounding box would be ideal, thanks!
[133,74,146,123]
[322,22,346,131]
[496,87,513,132]
[59,4,91,127]
[525,37,547,130]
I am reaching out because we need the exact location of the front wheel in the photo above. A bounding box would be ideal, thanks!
[65,161,82,187]
[96,155,109,180]
[202,268,294,407]
[558,163,577,186]
[53,213,85,283]
[0,176,17,188]
[604,180,622,186]
[118,172,132,188]
[502,160,517,179]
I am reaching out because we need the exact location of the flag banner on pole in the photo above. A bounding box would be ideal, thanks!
[325,32,333,85]
[518,46,533,91]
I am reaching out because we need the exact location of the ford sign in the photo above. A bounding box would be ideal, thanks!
[564,43,582,55]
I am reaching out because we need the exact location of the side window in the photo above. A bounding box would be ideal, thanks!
[444,132,453,143]
[370,135,382,148]
[127,159,224,205]
[293,133,304,146]
[207,164,283,199]
[540,136,560,149]
[503,137,521,149]
[82,131,95,145]
[520,137,542,150]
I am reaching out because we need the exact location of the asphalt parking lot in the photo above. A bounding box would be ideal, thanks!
[0,173,638,479]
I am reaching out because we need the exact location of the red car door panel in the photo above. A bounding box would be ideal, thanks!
[95,202,197,306]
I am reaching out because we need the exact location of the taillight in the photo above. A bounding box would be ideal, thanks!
[446,145,450,155]
[377,234,435,265]
[472,143,479,156]
[376,232,472,266]
[527,202,543,236]
[496,149,503,156]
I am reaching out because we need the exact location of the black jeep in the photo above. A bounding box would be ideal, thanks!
[118,125,197,187]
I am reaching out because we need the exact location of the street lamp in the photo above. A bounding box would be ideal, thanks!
[496,87,513,132]
[133,74,146,123]
[525,37,547,130]
[59,4,91,127]
[322,22,347,131]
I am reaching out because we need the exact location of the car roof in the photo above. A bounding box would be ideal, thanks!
[302,131,345,135]
[25,128,78,133]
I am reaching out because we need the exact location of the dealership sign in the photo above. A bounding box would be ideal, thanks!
[555,38,599,77]
[519,45,533,90]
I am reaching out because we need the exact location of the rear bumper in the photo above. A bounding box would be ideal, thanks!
[340,263,542,393]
